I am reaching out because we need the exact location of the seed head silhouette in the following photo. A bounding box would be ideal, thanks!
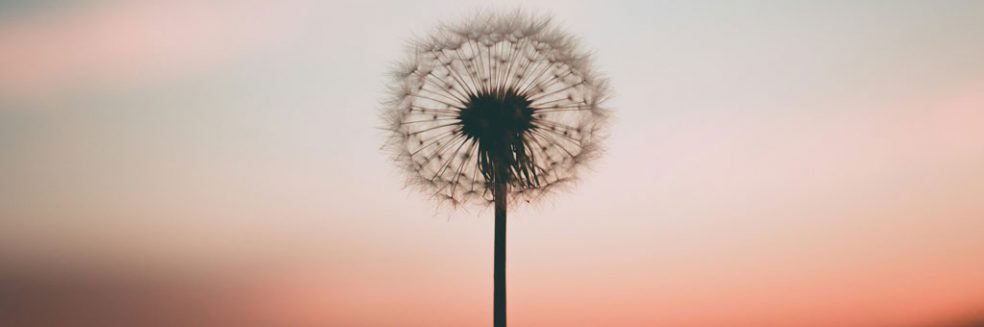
[381,11,610,327]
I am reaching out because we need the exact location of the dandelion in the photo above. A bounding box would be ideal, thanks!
[382,11,609,327]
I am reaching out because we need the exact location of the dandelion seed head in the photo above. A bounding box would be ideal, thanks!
[383,10,610,205]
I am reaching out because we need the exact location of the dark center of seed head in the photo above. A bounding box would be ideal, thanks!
[459,89,540,186]
[459,89,534,147]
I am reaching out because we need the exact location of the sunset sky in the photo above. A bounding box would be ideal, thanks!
[1,1,983,326]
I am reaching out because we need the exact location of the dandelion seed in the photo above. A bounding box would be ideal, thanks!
[380,11,610,327]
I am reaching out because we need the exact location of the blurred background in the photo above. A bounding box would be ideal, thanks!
[1,1,983,326]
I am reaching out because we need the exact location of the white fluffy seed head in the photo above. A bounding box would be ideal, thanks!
[382,10,611,206]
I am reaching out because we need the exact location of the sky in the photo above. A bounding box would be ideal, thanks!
[1,1,983,326]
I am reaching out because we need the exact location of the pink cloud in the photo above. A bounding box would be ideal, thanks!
[0,1,303,101]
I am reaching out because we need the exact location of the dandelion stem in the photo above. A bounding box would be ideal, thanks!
[493,177,507,327]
